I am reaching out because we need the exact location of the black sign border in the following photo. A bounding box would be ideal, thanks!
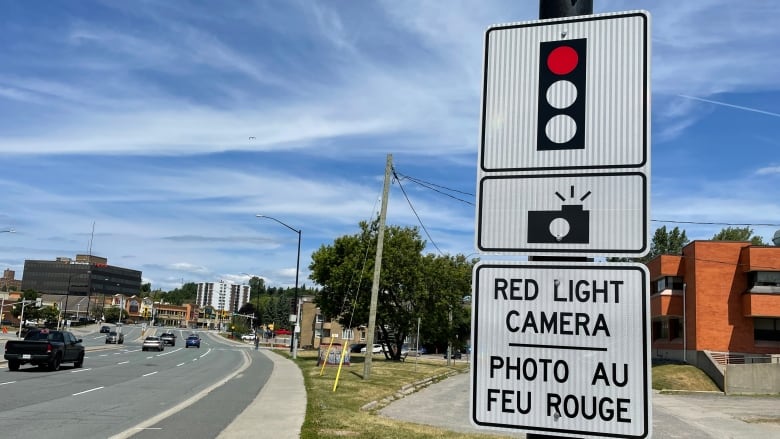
[471,262,650,438]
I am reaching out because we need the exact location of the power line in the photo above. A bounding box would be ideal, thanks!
[392,168,444,256]
[394,171,475,206]
[395,171,780,228]
[652,220,780,227]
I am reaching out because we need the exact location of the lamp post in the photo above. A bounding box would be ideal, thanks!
[256,214,301,359]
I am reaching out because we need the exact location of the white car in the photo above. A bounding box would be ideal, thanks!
[360,344,384,354]
[241,333,257,341]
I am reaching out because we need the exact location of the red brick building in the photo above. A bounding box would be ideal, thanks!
[648,241,780,364]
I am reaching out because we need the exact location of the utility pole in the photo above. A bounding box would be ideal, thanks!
[363,154,392,380]
[527,2,593,438]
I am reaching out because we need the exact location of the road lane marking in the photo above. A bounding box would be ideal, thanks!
[71,368,92,373]
[113,350,252,439]
[0,381,17,386]
[73,386,104,396]
[142,371,158,377]
[118,361,129,365]
[176,362,186,367]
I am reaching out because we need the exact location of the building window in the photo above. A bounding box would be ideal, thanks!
[342,329,353,340]
[754,318,780,342]
[749,272,780,288]
[655,276,684,294]
[652,319,669,341]
[669,318,683,340]
[315,313,324,324]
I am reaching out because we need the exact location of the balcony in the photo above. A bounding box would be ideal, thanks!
[651,290,683,317]
[742,291,780,317]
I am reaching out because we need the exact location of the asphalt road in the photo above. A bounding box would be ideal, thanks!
[380,371,780,438]
[0,326,272,439]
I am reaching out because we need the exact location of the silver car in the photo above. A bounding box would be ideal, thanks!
[105,331,124,344]
[142,336,164,352]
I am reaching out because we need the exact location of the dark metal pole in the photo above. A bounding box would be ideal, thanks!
[291,228,301,359]
[530,4,593,439]
[539,0,592,19]
[255,214,301,359]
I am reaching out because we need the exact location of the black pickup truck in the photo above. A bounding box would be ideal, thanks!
[4,329,85,371]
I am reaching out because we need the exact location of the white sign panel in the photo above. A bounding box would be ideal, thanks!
[476,11,650,256]
[480,10,649,171]
[478,173,647,254]
[470,262,651,438]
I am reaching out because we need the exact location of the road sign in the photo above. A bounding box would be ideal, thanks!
[470,262,651,438]
[478,173,647,254]
[476,11,650,256]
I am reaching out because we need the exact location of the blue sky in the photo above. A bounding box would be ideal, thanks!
[1,1,779,292]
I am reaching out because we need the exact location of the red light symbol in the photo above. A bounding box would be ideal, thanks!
[547,45,578,75]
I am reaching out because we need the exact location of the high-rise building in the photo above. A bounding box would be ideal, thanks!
[195,281,250,317]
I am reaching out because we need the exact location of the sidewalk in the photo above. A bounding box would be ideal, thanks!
[217,347,306,439]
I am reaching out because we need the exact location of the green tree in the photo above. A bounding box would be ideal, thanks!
[309,221,473,360]
[712,226,766,245]
[163,282,198,305]
[11,290,44,322]
[610,225,689,263]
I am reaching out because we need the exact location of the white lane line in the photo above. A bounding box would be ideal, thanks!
[0,381,17,386]
[113,350,252,439]
[142,371,158,377]
[71,368,92,373]
[99,354,109,357]
[117,361,129,365]
[176,362,186,367]
[73,386,104,396]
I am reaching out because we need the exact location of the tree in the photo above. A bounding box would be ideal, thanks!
[712,226,766,245]
[11,290,44,322]
[610,225,690,263]
[309,221,473,360]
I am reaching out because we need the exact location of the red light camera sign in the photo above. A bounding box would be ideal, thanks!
[476,11,650,256]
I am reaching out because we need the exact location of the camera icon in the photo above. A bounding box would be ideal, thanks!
[527,204,590,244]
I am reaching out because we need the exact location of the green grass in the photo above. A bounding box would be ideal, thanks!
[291,350,511,439]
[652,363,721,392]
[277,350,721,438]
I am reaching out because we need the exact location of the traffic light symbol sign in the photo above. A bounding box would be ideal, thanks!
[537,38,587,151]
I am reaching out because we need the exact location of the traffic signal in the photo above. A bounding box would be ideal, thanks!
[537,38,587,151]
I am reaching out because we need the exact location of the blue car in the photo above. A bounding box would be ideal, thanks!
[185,334,201,348]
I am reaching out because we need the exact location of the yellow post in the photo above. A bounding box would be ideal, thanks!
[318,337,337,376]
[332,344,351,392]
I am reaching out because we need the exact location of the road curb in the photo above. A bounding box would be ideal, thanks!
[361,368,465,412]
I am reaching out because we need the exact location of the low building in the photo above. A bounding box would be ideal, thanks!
[649,240,780,365]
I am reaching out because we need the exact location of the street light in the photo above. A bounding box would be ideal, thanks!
[256,214,301,359]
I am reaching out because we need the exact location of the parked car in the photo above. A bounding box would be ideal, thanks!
[105,331,124,344]
[185,334,201,348]
[241,333,256,341]
[160,332,176,346]
[349,343,367,353]
[99,325,111,333]
[360,344,384,354]
[142,336,164,352]
[443,349,463,360]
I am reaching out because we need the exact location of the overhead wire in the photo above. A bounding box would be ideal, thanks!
[391,167,444,256]
[395,171,780,229]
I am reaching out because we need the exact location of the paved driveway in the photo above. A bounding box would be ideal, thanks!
[380,372,780,438]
